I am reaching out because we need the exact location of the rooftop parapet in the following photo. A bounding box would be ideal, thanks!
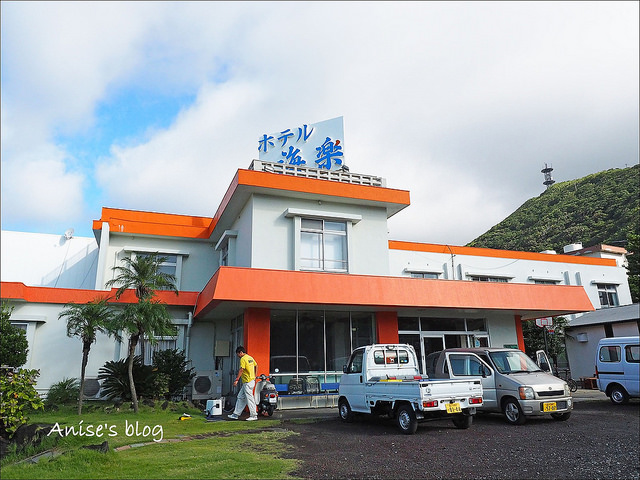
[249,159,386,187]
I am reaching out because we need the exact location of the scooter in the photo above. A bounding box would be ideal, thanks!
[255,374,278,417]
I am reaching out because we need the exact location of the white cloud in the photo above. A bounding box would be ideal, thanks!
[2,1,638,245]
[1,144,84,226]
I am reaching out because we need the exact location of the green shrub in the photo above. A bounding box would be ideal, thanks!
[45,377,80,406]
[152,349,196,399]
[98,356,157,401]
[1,302,29,368]
[0,368,44,438]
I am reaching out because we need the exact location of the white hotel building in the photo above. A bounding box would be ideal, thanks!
[1,120,633,405]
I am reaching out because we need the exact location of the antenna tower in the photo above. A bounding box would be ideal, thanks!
[541,163,555,189]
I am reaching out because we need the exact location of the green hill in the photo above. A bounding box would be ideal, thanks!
[467,164,639,253]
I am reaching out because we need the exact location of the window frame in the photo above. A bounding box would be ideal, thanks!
[123,247,188,290]
[285,208,360,273]
[596,283,619,308]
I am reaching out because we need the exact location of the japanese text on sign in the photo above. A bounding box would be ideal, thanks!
[258,117,345,171]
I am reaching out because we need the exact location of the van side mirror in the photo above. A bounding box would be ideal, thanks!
[343,365,348,374]
[482,366,491,377]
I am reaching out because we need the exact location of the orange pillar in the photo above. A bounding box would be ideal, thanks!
[244,307,271,375]
[375,311,399,344]
[515,315,525,351]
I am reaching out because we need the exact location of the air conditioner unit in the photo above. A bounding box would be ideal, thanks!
[192,371,222,400]
[82,377,103,400]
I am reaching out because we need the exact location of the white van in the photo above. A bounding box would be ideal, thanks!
[595,336,640,404]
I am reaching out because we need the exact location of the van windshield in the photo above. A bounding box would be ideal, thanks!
[489,351,542,374]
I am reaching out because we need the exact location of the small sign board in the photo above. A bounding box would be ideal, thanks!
[535,317,553,328]
[258,117,345,171]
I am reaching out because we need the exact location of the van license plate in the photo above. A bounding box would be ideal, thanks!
[446,403,462,414]
[543,402,557,412]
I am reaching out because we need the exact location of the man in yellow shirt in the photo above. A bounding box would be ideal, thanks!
[228,346,258,421]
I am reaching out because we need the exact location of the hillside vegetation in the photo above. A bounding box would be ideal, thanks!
[467,164,639,253]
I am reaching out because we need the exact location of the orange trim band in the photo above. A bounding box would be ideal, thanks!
[93,207,215,239]
[237,169,411,206]
[1,282,199,306]
[388,240,617,267]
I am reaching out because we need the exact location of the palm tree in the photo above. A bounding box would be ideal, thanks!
[59,298,118,415]
[116,299,176,411]
[105,253,178,301]
[105,253,178,413]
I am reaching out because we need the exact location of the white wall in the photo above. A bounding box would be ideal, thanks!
[1,230,98,289]
[98,233,218,292]
[249,194,390,275]
[487,314,520,348]
[7,301,118,394]
[389,247,633,309]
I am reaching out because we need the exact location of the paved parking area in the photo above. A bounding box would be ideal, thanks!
[278,390,639,479]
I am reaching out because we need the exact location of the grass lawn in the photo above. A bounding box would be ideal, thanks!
[1,403,302,479]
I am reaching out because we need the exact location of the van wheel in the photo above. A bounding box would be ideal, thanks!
[396,404,418,434]
[503,399,526,425]
[551,412,571,421]
[338,398,354,422]
[609,385,629,405]
[452,414,473,429]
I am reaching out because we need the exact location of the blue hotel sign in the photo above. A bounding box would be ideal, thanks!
[258,116,345,171]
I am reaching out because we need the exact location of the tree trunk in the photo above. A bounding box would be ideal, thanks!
[128,335,139,413]
[78,344,90,415]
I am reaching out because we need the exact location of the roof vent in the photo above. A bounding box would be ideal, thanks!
[563,243,583,254]
[540,250,557,254]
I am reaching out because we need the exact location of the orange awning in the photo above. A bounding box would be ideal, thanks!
[194,267,595,320]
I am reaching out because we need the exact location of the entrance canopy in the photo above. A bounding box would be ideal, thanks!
[194,266,595,321]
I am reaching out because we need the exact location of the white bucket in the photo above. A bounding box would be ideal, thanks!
[206,398,223,416]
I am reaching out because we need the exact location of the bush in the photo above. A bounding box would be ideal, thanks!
[98,356,157,401]
[1,302,28,368]
[0,368,44,438]
[152,349,196,399]
[45,378,80,406]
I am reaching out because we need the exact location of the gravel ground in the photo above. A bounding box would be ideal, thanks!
[281,396,639,479]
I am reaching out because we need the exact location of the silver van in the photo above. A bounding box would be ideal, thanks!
[427,347,572,425]
[595,336,640,404]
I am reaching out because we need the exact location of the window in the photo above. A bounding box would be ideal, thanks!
[373,349,410,365]
[347,350,364,374]
[599,346,621,362]
[135,336,178,365]
[625,345,640,363]
[597,284,619,308]
[410,272,440,279]
[469,275,508,283]
[449,354,487,376]
[269,309,374,382]
[125,248,188,289]
[300,219,348,272]
[534,279,559,285]
[220,245,229,266]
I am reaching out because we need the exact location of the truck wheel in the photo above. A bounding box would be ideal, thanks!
[452,414,473,429]
[503,399,526,425]
[609,385,629,405]
[550,412,571,421]
[338,398,354,423]
[396,404,418,434]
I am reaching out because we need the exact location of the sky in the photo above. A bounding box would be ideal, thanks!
[1,1,638,247]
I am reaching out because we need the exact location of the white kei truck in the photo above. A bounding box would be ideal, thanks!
[338,344,484,434]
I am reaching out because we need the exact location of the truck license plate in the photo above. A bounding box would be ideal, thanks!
[543,402,557,412]
[446,403,462,414]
